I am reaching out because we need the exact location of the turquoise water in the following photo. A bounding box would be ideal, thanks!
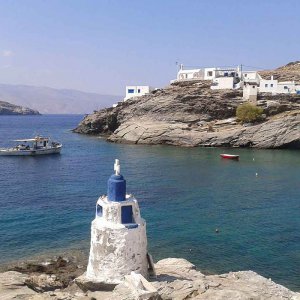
[0,115,299,290]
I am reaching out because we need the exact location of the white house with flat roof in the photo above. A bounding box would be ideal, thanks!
[204,68,216,80]
[259,76,278,93]
[277,82,297,94]
[177,66,204,81]
[210,67,241,90]
[242,71,261,84]
[175,65,240,83]
[259,76,299,94]
[124,86,154,101]
[211,77,235,90]
[214,67,239,79]
[172,64,300,94]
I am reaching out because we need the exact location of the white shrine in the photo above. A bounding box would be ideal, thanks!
[86,159,151,286]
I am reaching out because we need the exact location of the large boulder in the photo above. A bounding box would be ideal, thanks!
[107,110,300,148]
[151,258,300,300]
[25,274,65,292]
[111,272,160,300]
[75,272,117,292]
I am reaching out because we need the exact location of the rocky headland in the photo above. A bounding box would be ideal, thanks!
[1,254,299,300]
[74,62,300,149]
[0,100,40,115]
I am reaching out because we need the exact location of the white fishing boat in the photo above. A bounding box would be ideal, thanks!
[0,136,62,156]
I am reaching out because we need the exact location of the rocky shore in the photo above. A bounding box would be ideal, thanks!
[74,63,300,149]
[1,254,299,300]
[0,100,40,115]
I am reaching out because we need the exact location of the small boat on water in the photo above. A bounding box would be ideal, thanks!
[0,136,62,156]
[220,153,239,160]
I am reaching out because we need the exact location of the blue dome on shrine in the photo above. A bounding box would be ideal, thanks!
[107,160,126,202]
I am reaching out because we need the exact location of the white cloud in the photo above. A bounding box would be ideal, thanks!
[2,50,13,57]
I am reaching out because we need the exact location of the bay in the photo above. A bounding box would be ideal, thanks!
[0,115,299,290]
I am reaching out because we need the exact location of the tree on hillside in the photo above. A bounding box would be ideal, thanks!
[236,103,263,123]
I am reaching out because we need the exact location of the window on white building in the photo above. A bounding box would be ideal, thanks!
[128,89,135,93]
[121,205,134,224]
[97,205,103,217]
[138,89,141,93]
[265,84,268,87]
[270,84,273,87]
[208,71,213,76]
[284,86,288,90]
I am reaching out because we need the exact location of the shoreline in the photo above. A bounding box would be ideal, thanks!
[74,77,300,150]
[1,236,300,293]
[1,249,300,290]
[1,251,299,299]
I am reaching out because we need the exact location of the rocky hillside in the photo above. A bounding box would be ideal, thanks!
[0,100,40,115]
[259,61,300,82]
[74,62,300,149]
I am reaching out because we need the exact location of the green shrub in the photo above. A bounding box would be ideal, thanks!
[236,103,263,123]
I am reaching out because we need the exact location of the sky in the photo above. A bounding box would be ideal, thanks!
[0,0,299,95]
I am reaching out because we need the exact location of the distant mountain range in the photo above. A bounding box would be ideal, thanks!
[0,84,121,114]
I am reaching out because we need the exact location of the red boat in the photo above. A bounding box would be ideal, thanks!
[220,154,239,160]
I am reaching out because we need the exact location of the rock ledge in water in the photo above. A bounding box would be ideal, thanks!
[0,100,40,115]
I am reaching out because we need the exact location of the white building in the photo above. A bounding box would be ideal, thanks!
[124,86,154,101]
[242,71,261,84]
[177,68,204,81]
[86,160,151,285]
[277,82,297,94]
[176,66,217,81]
[259,76,298,94]
[214,67,239,79]
[243,83,258,103]
[173,64,300,94]
[211,77,235,90]
[175,65,240,83]
[210,67,241,90]
[259,76,278,93]
[203,67,215,80]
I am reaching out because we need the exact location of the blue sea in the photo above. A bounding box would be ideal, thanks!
[0,115,299,290]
